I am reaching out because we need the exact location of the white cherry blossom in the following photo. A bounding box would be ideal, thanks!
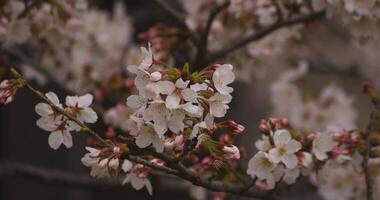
[135,126,165,152]
[212,64,235,95]
[247,151,278,188]
[165,78,198,109]
[208,93,232,118]
[268,129,302,169]
[312,131,335,161]
[65,94,98,123]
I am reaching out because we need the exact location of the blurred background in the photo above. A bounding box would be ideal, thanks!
[0,0,377,199]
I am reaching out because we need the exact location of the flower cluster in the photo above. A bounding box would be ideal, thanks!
[81,144,163,195]
[313,0,380,46]
[35,92,97,149]
[0,0,134,92]
[247,118,336,189]
[270,62,357,132]
[123,43,242,158]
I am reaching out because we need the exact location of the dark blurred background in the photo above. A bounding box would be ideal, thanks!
[0,0,195,199]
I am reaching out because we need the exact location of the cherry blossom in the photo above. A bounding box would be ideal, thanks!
[65,94,98,123]
[212,64,235,95]
[268,129,302,169]
[312,131,335,161]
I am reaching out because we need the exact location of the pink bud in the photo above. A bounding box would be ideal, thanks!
[222,120,245,134]
[255,181,270,191]
[150,158,165,166]
[149,72,162,82]
[108,158,119,170]
[259,124,270,134]
[222,145,240,159]
[219,134,230,143]
[113,146,121,154]
[174,134,184,146]
[105,127,116,139]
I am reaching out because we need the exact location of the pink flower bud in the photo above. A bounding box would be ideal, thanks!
[149,72,162,82]
[222,145,240,159]
[108,158,119,170]
[105,127,116,139]
[255,181,271,191]
[258,124,270,134]
[150,158,165,166]
[0,79,17,105]
[113,146,121,154]
[219,134,230,143]
[201,156,213,166]
[222,120,245,134]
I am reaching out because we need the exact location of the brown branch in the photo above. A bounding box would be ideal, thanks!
[152,0,198,44]
[205,10,326,64]
[270,0,283,22]
[194,0,230,68]
[0,161,125,190]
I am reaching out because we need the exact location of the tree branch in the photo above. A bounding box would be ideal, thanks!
[11,73,268,198]
[0,161,125,190]
[152,0,198,44]
[205,10,326,64]
[194,0,230,68]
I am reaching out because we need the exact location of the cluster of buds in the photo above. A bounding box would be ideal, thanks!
[81,145,131,178]
[258,118,290,135]
[0,79,18,104]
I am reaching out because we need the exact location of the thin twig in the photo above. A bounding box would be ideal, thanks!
[194,0,230,68]
[0,161,125,190]
[270,0,283,22]
[205,10,325,64]
[24,82,111,147]
[152,0,198,44]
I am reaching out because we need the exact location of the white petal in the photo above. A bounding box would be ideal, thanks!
[35,103,53,117]
[165,93,181,109]
[273,129,291,147]
[145,179,153,195]
[182,88,198,103]
[175,78,189,89]
[283,168,300,184]
[62,131,73,148]
[152,136,164,153]
[286,140,302,154]
[154,119,168,137]
[268,148,281,164]
[46,92,60,105]
[127,95,145,109]
[204,114,214,130]
[135,131,152,148]
[80,107,98,123]
[48,131,64,150]
[37,117,58,131]
[65,96,78,107]
[210,102,227,118]
[127,65,147,75]
[78,94,93,107]
[282,154,298,169]
[122,160,133,172]
[181,102,198,114]
[156,81,175,95]
[66,120,81,131]
[168,110,185,133]
[131,176,145,190]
